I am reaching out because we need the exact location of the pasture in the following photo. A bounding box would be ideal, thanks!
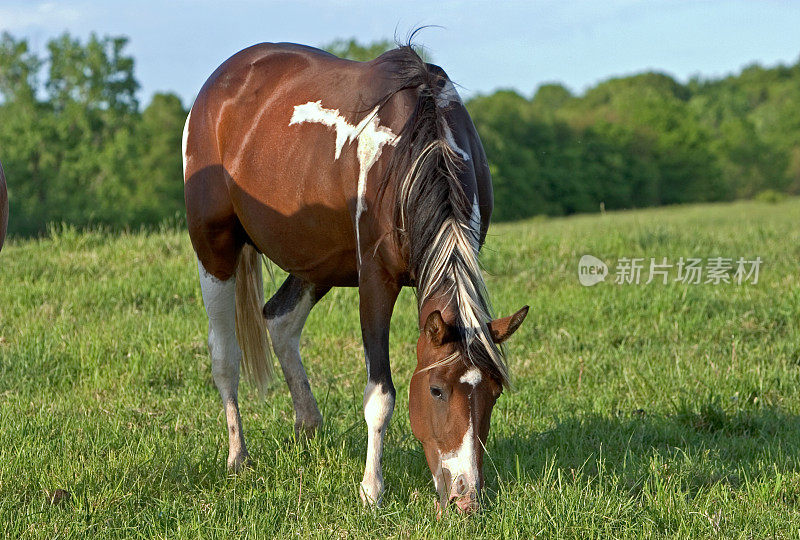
[1,198,800,538]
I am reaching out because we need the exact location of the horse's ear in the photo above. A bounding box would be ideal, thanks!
[424,310,447,347]
[488,306,529,344]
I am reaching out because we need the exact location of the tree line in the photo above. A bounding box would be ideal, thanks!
[469,65,800,220]
[1,33,798,235]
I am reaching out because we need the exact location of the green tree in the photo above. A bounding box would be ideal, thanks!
[46,33,138,114]
[134,92,187,223]
[2,31,799,234]
[321,38,430,62]
[0,32,144,234]
[321,38,394,61]
[531,83,572,117]
[0,32,40,104]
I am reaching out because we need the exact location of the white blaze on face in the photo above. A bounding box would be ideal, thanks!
[439,415,479,499]
[289,100,399,265]
[438,366,482,500]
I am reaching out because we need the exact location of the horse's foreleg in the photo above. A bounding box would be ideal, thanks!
[198,259,250,472]
[357,265,400,506]
[264,274,329,437]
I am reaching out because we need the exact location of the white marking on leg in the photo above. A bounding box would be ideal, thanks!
[289,101,399,266]
[460,367,482,387]
[182,108,193,182]
[359,380,395,505]
[265,287,322,433]
[198,259,248,470]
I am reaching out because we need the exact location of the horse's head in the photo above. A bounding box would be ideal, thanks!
[409,304,528,514]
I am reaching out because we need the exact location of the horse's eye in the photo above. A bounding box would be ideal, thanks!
[429,386,445,400]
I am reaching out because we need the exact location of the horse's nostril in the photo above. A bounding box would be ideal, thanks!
[454,475,467,495]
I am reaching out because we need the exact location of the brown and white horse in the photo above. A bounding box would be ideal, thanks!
[183,41,527,513]
[0,160,8,253]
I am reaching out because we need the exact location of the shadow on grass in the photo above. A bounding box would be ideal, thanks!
[66,401,799,512]
[483,401,800,501]
[295,398,800,509]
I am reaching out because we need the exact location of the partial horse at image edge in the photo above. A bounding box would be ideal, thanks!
[183,40,527,514]
[0,160,7,253]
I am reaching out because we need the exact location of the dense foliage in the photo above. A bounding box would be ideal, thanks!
[468,66,800,220]
[1,33,798,234]
[0,33,186,235]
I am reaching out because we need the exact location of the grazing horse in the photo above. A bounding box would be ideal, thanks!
[0,160,7,253]
[183,41,527,513]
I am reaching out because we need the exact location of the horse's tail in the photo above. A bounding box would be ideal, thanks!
[0,160,8,253]
[234,243,274,393]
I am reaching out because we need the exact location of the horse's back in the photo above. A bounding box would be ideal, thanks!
[184,43,406,283]
[0,160,7,252]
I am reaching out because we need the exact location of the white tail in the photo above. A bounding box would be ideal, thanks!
[234,244,274,393]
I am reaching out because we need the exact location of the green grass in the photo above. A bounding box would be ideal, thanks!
[2,198,800,538]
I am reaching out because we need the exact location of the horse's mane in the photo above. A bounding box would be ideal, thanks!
[374,44,510,388]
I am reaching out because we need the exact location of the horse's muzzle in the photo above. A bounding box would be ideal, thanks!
[451,492,479,513]
[448,474,479,513]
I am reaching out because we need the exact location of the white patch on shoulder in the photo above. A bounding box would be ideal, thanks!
[182,108,192,182]
[290,101,399,266]
[460,367,482,387]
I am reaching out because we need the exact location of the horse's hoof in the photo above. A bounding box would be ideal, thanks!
[294,414,323,439]
[359,481,384,507]
[226,452,252,473]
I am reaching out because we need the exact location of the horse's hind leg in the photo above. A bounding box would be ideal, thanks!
[198,257,250,471]
[264,274,329,437]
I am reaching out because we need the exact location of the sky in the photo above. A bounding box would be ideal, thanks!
[1,0,799,107]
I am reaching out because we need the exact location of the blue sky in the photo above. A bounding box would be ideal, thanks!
[1,1,799,107]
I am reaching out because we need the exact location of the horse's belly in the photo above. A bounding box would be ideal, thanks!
[233,186,360,286]
[258,228,359,287]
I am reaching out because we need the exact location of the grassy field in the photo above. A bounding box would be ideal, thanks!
[1,198,800,538]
